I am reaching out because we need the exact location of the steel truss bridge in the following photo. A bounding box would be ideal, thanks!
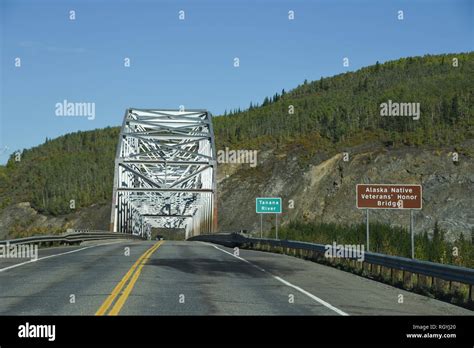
[110,108,217,239]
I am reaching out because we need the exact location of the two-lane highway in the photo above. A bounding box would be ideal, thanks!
[0,240,471,315]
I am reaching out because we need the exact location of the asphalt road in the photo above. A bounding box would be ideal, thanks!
[0,240,471,315]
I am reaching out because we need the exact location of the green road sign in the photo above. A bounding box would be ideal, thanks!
[256,197,282,214]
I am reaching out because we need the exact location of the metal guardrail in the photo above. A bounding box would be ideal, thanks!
[189,233,474,286]
[0,230,145,246]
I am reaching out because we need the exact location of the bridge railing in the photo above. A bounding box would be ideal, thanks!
[0,230,144,246]
[189,233,474,307]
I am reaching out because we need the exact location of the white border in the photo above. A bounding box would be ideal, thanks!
[256,197,282,214]
[356,184,422,210]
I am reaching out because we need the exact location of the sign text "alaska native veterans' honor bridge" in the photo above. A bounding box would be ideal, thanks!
[356,184,422,259]
[357,184,422,210]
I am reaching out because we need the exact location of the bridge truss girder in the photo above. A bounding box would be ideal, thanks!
[110,108,217,238]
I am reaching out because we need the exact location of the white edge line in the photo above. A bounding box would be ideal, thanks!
[273,276,348,316]
[206,242,349,316]
[0,240,126,273]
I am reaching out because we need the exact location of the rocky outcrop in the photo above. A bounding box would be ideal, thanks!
[0,202,110,239]
[216,141,474,242]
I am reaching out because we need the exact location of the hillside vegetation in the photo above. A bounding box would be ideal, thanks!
[215,52,473,151]
[0,128,119,215]
[0,52,472,216]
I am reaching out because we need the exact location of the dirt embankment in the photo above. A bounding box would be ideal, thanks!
[217,142,474,242]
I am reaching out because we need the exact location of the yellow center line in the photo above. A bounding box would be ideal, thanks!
[95,243,155,315]
[95,241,164,316]
[108,242,160,315]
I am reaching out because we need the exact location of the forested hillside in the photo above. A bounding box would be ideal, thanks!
[0,52,472,216]
[215,52,473,149]
[0,128,119,215]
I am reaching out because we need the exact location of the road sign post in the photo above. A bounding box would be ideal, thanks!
[410,209,414,259]
[260,214,263,238]
[356,184,422,257]
[256,197,282,240]
[366,209,370,252]
[276,214,278,240]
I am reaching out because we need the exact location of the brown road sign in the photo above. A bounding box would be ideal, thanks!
[356,184,422,210]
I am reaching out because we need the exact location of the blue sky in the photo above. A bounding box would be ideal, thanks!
[0,0,472,162]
